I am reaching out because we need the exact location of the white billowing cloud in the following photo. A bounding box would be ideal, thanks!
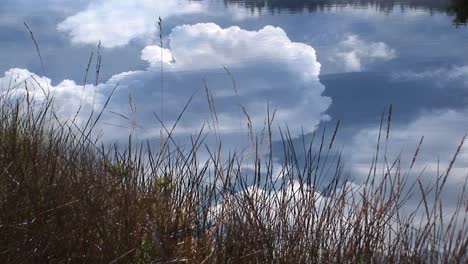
[332,35,396,72]
[101,23,330,140]
[57,0,204,48]
[0,68,102,124]
[4,23,331,146]
[141,46,174,64]
[141,23,322,81]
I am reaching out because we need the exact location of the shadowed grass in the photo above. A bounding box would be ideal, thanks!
[0,84,466,264]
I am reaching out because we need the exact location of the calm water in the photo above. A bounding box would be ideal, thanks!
[0,0,467,196]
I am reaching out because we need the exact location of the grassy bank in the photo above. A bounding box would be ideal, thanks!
[0,90,466,263]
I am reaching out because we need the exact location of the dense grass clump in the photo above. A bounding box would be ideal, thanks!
[0,91,466,263]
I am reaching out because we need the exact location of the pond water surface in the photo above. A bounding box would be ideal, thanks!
[0,0,467,197]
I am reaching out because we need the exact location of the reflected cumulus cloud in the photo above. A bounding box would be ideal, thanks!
[392,65,468,88]
[2,23,331,146]
[348,107,467,200]
[57,0,205,48]
[0,68,101,125]
[331,35,396,72]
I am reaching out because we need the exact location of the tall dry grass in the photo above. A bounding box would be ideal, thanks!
[0,83,466,263]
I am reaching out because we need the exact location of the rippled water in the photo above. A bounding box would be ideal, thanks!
[0,0,467,194]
